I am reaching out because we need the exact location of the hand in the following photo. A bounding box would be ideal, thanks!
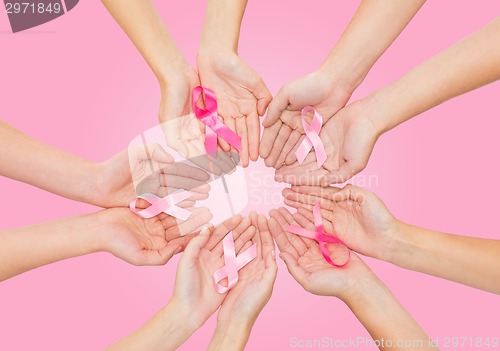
[274,100,380,186]
[169,215,257,328]
[260,69,353,169]
[158,67,238,176]
[88,144,211,208]
[99,206,213,266]
[197,51,272,167]
[282,184,398,262]
[269,207,375,300]
[217,212,278,324]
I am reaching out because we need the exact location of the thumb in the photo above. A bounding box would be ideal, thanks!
[183,226,211,258]
[279,252,308,287]
[147,143,174,164]
[263,250,278,282]
[321,161,364,186]
[262,87,288,127]
[253,78,273,117]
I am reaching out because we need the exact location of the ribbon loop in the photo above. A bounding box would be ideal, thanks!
[213,231,257,294]
[286,203,350,267]
[129,190,192,222]
[192,86,242,156]
[295,106,327,168]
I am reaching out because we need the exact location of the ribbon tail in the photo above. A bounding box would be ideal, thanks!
[205,126,218,157]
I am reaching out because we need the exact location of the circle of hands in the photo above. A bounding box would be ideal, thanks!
[95,55,397,330]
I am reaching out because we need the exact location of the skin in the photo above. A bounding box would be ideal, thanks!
[101,0,237,175]
[260,0,426,169]
[269,207,436,351]
[0,121,212,208]
[197,0,273,167]
[283,184,500,294]
[0,207,213,282]
[275,17,500,186]
[107,214,277,351]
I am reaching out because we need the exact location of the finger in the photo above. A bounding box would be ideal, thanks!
[267,216,298,258]
[146,143,175,164]
[212,217,253,256]
[254,79,273,117]
[247,110,260,162]
[263,249,278,284]
[214,149,238,175]
[275,129,301,170]
[275,163,328,186]
[265,124,292,168]
[282,187,334,209]
[236,117,249,167]
[251,219,262,259]
[204,214,244,251]
[161,162,210,181]
[258,214,275,259]
[321,161,364,186]
[259,120,282,159]
[269,209,304,257]
[277,207,308,255]
[262,86,289,127]
[279,251,308,288]
[285,134,305,165]
[283,197,308,210]
[182,226,211,258]
[234,225,257,256]
[175,208,214,237]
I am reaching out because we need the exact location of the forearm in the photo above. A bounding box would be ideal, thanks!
[345,274,434,350]
[0,121,98,204]
[207,318,254,351]
[106,301,199,351]
[0,213,103,282]
[366,18,500,134]
[390,222,500,294]
[101,0,190,86]
[320,0,426,91]
[199,0,247,54]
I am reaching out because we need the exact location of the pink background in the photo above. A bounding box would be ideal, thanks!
[1,1,500,350]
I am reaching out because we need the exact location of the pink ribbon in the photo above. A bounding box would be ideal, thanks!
[286,203,350,267]
[213,231,257,294]
[295,106,327,168]
[129,191,192,222]
[192,86,242,156]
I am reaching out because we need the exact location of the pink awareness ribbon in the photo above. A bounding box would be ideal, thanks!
[213,231,257,294]
[192,86,242,156]
[129,191,192,222]
[295,106,327,168]
[286,203,350,267]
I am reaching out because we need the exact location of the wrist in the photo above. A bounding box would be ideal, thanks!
[340,269,385,308]
[318,54,369,94]
[208,317,254,351]
[77,212,108,254]
[158,63,197,92]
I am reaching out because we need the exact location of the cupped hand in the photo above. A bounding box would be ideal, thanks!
[260,70,352,169]
[268,207,374,300]
[216,212,278,324]
[282,184,398,262]
[98,206,213,266]
[274,101,380,186]
[159,67,237,176]
[170,215,258,328]
[197,52,272,167]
